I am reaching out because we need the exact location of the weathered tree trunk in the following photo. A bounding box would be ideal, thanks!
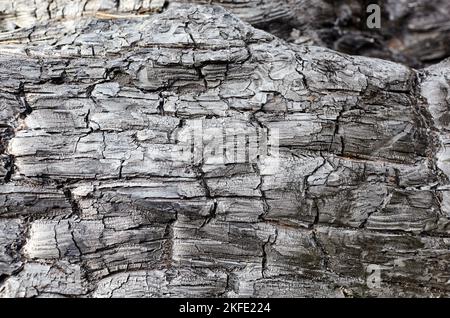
[0,3,449,297]
[2,1,450,67]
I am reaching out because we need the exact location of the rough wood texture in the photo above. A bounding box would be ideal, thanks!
[2,1,450,67]
[0,4,449,298]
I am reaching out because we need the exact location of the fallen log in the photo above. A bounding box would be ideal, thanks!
[0,4,449,297]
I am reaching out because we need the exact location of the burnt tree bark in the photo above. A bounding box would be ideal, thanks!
[0,4,449,297]
[2,1,450,67]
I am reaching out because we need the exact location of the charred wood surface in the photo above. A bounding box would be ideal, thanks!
[0,4,449,297]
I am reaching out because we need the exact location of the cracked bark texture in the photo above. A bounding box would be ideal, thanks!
[1,1,450,67]
[0,4,449,298]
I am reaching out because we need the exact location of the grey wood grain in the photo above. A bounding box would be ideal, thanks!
[0,3,449,297]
